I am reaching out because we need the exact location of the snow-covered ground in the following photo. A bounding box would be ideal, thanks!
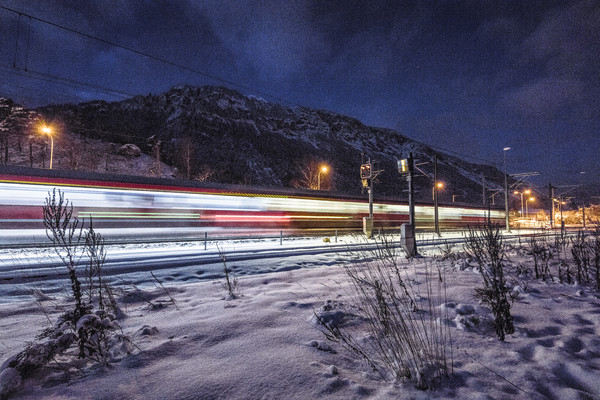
[1,233,600,399]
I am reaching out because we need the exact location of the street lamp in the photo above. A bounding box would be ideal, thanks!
[432,182,443,200]
[525,196,535,218]
[503,147,511,232]
[513,189,531,218]
[433,181,443,236]
[40,125,54,169]
[317,165,328,190]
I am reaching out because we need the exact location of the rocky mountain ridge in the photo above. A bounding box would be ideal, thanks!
[1,86,505,204]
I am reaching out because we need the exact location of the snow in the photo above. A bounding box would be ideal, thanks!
[1,233,600,399]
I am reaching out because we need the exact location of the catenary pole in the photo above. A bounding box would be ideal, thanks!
[503,147,511,232]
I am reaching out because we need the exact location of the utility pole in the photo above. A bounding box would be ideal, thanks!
[548,183,555,229]
[482,176,486,205]
[408,154,415,227]
[434,154,440,236]
[560,195,564,233]
[582,202,587,230]
[503,147,511,232]
[369,173,374,220]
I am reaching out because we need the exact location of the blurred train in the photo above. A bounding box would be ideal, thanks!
[0,166,505,238]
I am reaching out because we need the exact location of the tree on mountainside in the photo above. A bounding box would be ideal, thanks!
[174,136,196,179]
[291,159,333,191]
[0,100,34,164]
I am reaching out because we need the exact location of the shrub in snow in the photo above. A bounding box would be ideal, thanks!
[42,189,124,358]
[0,332,75,386]
[589,226,600,290]
[437,240,459,262]
[314,236,451,390]
[464,224,514,341]
[217,244,241,299]
[527,235,553,281]
[0,189,134,396]
[571,230,591,284]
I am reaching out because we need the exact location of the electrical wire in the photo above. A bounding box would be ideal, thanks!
[0,63,135,100]
[0,4,298,108]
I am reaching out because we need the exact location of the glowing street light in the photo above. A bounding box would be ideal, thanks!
[40,125,54,169]
[317,165,328,190]
[525,196,535,218]
[514,189,531,217]
[432,181,444,200]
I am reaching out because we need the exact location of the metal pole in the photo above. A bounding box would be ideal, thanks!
[317,172,321,190]
[583,202,587,230]
[519,192,523,218]
[560,195,564,233]
[369,180,374,220]
[434,154,440,236]
[549,183,554,229]
[204,232,207,250]
[482,176,486,205]
[503,148,511,231]
[49,135,54,170]
[408,153,417,255]
[408,153,415,226]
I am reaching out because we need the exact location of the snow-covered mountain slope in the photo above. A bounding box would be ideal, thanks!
[2,86,505,203]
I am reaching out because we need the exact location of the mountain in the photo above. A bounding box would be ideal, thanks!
[1,86,506,205]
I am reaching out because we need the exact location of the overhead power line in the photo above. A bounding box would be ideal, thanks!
[0,4,296,108]
[0,63,134,100]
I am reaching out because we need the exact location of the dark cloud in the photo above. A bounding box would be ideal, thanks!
[501,78,585,118]
[0,0,598,185]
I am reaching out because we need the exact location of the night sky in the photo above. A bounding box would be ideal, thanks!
[0,1,598,187]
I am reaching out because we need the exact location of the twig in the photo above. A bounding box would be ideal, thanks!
[464,350,529,395]
[150,271,178,310]
[115,277,158,309]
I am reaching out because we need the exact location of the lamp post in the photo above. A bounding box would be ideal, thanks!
[526,196,535,218]
[317,165,328,190]
[40,125,54,169]
[503,147,511,231]
[433,181,443,236]
[513,189,531,219]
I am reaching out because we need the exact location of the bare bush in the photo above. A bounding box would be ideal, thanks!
[42,188,89,334]
[315,237,451,390]
[571,230,591,284]
[527,235,553,281]
[217,245,240,299]
[463,224,514,341]
[1,189,132,393]
[587,225,600,291]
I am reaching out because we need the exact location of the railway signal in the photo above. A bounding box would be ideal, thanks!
[399,154,417,257]
[360,163,372,179]
[398,158,409,174]
[360,162,374,238]
[360,160,382,239]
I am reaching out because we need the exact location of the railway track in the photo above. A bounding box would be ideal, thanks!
[0,230,567,298]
